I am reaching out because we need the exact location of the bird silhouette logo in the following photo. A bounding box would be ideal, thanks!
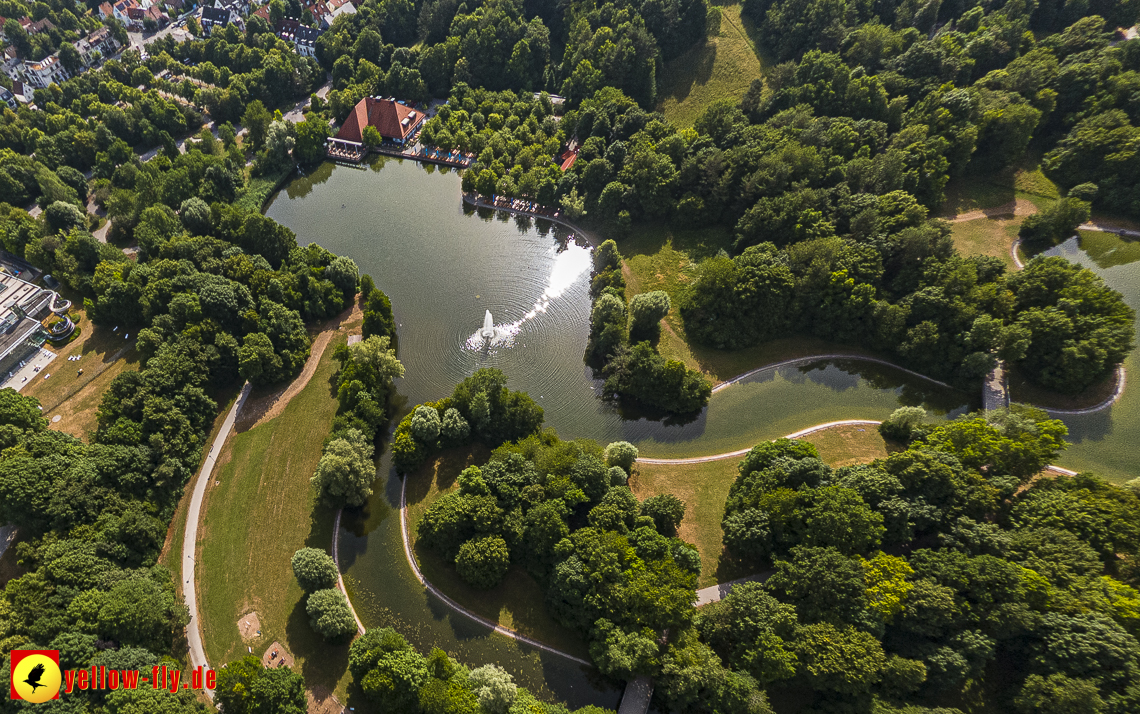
[10,650,61,702]
[23,664,45,693]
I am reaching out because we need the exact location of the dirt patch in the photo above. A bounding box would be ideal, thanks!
[260,640,292,668]
[237,612,262,642]
[236,302,363,432]
[945,198,1037,223]
[306,686,342,714]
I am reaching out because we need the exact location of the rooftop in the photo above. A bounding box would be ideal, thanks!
[336,97,422,143]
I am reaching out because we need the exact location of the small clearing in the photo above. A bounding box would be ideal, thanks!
[238,612,262,642]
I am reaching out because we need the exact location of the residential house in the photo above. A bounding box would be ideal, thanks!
[333,96,424,146]
[22,54,69,89]
[319,0,354,28]
[75,27,121,67]
[0,86,15,110]
[24,18,56,35]
[111,0,143,26]
[98,2,114,19]
[1,46,21,82]
[200,4,242,34]
[276,18,321,57]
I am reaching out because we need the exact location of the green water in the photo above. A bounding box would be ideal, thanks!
[1032,232,1140,483]
[265,158,981,707]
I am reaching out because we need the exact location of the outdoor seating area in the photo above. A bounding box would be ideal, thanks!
[464,192,562,220]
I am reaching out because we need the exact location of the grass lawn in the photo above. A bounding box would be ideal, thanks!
[630,425,890,587]
[949,217,1023,270]
[404,446,592,661]
[657,3,767,128]
[21,312,140,441]
[938,157,1060,217]
[197,333,351,705]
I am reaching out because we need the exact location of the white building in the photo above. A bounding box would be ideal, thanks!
[22,55,69,89]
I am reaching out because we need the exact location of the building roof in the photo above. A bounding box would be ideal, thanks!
[335,97,421,143]
[277,18,321,44]
[201,5,229,22]
[99,2,114,16]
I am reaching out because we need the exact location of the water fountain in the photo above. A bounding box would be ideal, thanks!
[481,310,496,339]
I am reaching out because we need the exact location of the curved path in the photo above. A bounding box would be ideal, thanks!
[182,381,253,700]
[639,420,883,464]
[397,478,593,666]
[331,508,366,637]
[711,354,955,394]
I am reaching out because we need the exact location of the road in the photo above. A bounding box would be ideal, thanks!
[181,381,252,699]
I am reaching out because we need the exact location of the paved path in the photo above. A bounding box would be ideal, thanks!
[638,420,883,464]
[397,477,592,666]
[0,525,16,561]
[616,675,653,714]
[182,382,252,699]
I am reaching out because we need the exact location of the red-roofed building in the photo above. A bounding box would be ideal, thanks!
[334,96,424,145]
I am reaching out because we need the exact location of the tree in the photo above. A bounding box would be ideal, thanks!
[791,622,886,695]
[179,197,212,236]
[603,441,638,473]
[325,256,358,298]
[468,665,517,714]
[629,291,671,339]
[311,428,376,507]
[411,405,442,444]
[696,582,799,685]
[594,239,621,272]
[455,535,510,589]
[305,587,357,641]
[641,494,685,536]
[291,547,339,592]
[242,100,272,151]
[261,121,295,173]
[44,201,86,236]
[238,332,284,385]
[362,126,382,151]
[59,43,82,74]
[294,117,331,165]
[362,288,396,338]
[1014,674,1105,714]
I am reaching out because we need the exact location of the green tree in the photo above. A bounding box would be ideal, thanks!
[294,117,331,165]
[311,428,376,507]
[242,100,273,151]
[455,535,511,589]
[305,587,357,642]
[791,622,886,695]
[291,547,339,592]
[468,664,517,714]
[603,440,638,473]
[641,494,685,536]
[629,290,671,340]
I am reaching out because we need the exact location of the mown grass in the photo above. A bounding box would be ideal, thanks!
[630,425,890,587]
[158,384,245,601]
[656,3,767,128]
[949,217,1022,270]
[404,446,592,661]
[198,333,352,704]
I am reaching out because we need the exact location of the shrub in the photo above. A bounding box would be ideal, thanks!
[411,405,442,443]
[455,535,510,589]
[291,547,338,592]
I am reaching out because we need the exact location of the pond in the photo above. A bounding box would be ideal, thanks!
[1029,231,1140,483]
[264,158,978,707]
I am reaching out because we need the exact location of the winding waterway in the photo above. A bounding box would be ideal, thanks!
[265,159,1138,707]
[1028,232,1140,482]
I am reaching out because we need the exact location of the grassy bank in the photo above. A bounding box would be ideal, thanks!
[197,333,350,704]
[657,3,767,128]
[404,446,591,661]
[630,424,891,587]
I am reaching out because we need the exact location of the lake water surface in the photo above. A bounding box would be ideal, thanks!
[265,159,1140,706]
